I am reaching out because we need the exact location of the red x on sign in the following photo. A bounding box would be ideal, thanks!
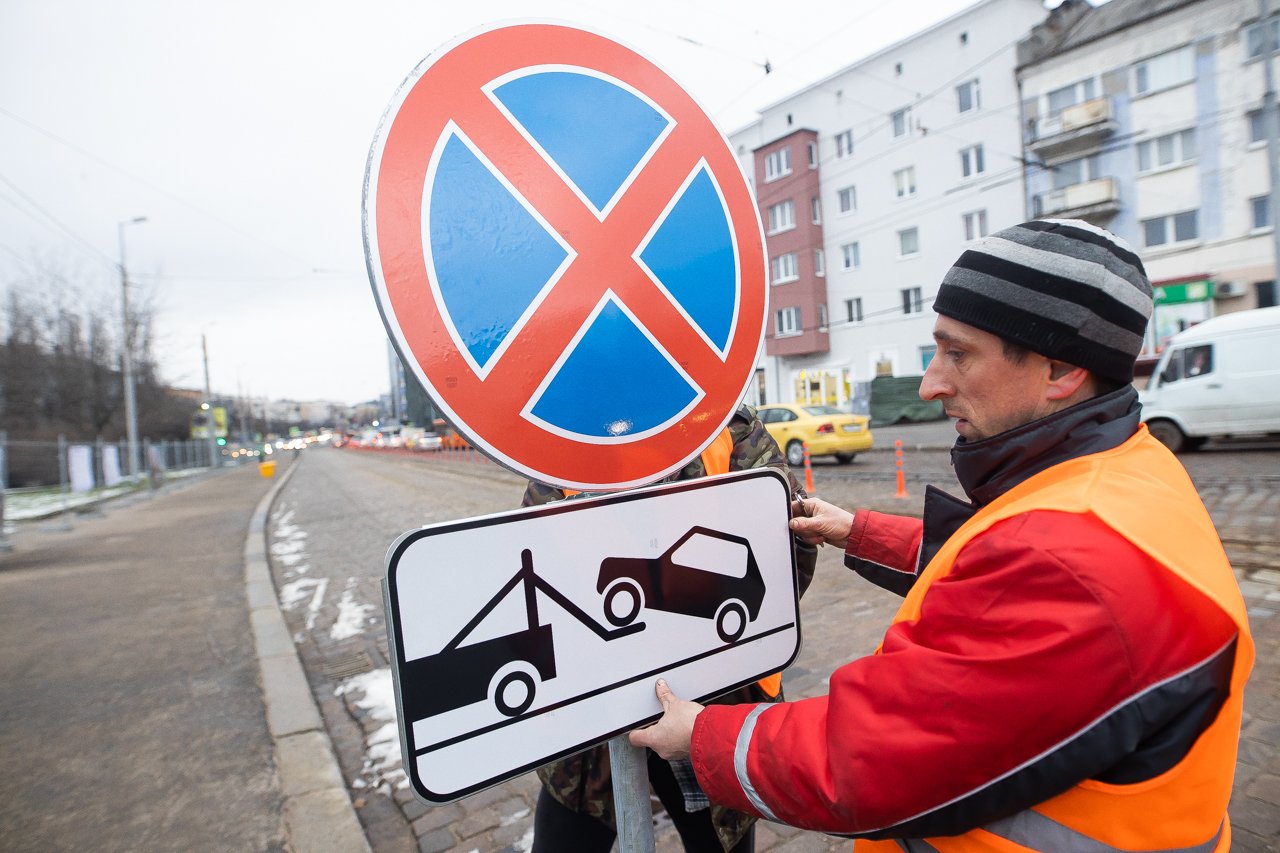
[364,22,767,490]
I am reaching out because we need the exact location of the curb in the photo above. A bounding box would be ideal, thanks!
[244,459,372,853]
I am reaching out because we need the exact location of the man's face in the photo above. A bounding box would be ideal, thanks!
[920,316,1054,442]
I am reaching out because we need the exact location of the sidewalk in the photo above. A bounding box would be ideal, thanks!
[0,465,287,852]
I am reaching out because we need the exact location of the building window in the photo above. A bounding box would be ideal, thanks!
[894,166,917,198]
[845,297,863,322]
[811,195,821,224]
[892,107,912,138]
[921,344,938,369]
[1258,280,1278,308]
[1142,210,1199,247]
[956,79,980,113]
[807,141,818,168]
[1247,17,1280,58]
[1136,129,1197,172]
[1046,79,1096,118]
[1051,154,1101,189]
[814,249,825,277]
[817,303,828,331]
[767,199,795,234]
[770,252,799,283]
[901,287,923,314]
[776,306,801,337]
[1134,45,1195,96]
[1250,109,1268,143]
[837,186,857,214]
[959,144,985,178]
[835,130,853,158]
[841,242,861,269]
[764,147,792,182]
[898,227,920,257]
[1253,195,1271,229]
[963,210,988,241]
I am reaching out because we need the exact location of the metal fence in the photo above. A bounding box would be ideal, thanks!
[1,435,216,490]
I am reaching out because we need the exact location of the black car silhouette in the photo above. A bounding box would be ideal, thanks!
[596,527,765,643]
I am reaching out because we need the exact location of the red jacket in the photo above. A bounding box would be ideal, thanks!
[690,390,1238,837]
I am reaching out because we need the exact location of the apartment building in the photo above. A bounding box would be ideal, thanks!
[1018,0,1280,353]
[729,0,1047,408]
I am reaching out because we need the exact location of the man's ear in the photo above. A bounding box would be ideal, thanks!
[1045,361,1091,401]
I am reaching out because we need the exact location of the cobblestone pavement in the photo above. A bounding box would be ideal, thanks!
[271,443,1280,853]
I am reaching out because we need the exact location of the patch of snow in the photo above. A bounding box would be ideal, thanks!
[335,668,408,792]
[514,827,534,852]
[330,578,375,640]
[500,807,531,826]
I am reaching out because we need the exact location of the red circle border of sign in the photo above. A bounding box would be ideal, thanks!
[364,21,768,491]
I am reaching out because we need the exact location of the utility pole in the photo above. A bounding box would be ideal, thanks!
[1262,0,1280,287]
[203,334,220,468]
[118,217,147,481]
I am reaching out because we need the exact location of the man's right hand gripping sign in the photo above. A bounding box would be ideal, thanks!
[633,219,1252,853]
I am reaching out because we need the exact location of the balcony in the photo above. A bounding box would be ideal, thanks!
[1029,97,1118,159]
[1033,177,1121,223]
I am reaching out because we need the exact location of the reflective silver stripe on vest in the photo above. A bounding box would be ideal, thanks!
[733,705,779,822]
[981,810,1224,853]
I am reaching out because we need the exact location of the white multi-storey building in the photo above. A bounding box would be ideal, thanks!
[1018,0,1280,354]
[729,0,1047,409]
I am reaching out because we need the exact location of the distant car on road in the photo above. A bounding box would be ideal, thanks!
[596,527,765,644]
[757,404,874,467]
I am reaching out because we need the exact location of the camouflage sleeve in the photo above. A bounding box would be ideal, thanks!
[522,480,566,508]
[727,405,817,598]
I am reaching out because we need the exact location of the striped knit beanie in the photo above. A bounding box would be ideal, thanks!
[933,219,1152,384]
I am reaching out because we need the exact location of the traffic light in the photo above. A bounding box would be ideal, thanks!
[216,438,227,446]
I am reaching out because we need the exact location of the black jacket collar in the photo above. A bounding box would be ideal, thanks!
[916,386,1141,572]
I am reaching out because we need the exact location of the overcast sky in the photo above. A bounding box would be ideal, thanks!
[1,0,1034,405]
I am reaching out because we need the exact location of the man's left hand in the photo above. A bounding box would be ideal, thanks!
[629,679,703,760]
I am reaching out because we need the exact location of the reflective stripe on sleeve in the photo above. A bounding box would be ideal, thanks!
[980,812,1223,853]
[733,704,779,822]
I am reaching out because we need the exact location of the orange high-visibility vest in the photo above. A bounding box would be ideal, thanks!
[856,426,1252,853]
[562,428,786,695]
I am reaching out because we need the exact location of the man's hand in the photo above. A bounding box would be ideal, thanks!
[629,679,703,760]
[789,497,855,549]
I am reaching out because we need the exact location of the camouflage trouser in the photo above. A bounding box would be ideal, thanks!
[537,743,757,852]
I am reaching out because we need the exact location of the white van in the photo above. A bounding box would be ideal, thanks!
[1139,305,1280,451]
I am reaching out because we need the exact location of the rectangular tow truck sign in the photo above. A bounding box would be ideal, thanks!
[383,468,800,803]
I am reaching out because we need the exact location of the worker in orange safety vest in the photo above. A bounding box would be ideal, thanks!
[631,219,1252,853]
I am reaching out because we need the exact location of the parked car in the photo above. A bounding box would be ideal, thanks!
[757,404,874,466]
[1139,305,1280,452]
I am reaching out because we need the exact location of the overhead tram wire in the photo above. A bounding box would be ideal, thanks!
[0,106,318,272]
[0,178,118,270]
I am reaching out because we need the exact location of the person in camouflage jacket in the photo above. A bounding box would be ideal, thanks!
[525,404,819,853]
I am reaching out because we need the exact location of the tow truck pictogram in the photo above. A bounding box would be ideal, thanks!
[397,549,645,722]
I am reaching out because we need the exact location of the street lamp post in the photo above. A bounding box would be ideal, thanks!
[118,216,147,481]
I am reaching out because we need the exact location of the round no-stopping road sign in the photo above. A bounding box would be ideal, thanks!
[364,21,767,490]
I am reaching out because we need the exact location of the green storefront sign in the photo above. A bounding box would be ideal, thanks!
[1153,280,1212,305]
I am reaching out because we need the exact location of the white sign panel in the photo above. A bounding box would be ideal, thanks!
[102,446,122,487]
[68,445,95,493]
[384,468,799,803]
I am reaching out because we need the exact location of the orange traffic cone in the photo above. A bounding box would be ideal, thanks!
[894,439,909,499]
[802,441,815,494]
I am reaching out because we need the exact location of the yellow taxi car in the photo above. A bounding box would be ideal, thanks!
[758,404,874,466]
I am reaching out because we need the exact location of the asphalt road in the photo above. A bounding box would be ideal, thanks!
[0,465,285,853]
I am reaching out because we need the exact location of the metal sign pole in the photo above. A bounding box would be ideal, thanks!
[609,736,656,853]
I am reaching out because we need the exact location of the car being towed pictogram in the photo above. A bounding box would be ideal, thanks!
[596,527,766,644]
